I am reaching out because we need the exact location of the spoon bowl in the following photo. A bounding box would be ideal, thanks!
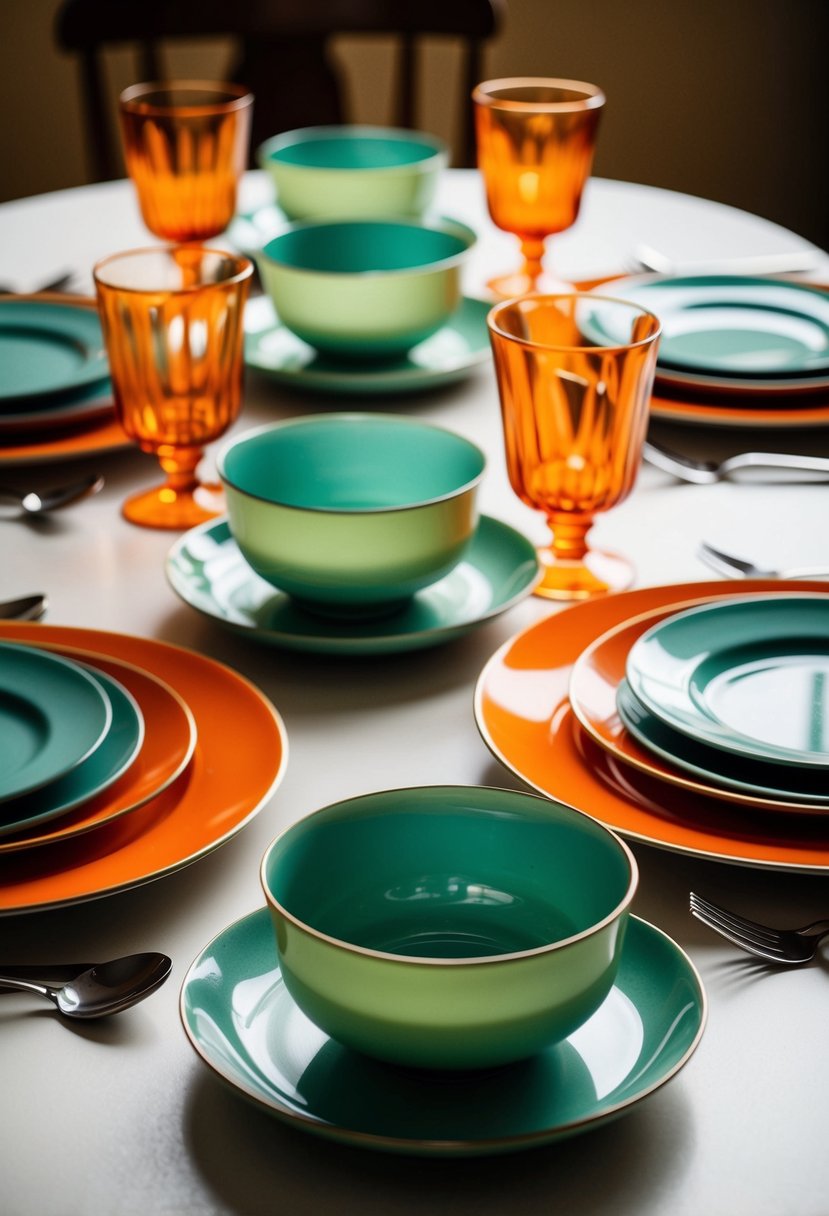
[0,952,172,1019]
[0,475,104,520]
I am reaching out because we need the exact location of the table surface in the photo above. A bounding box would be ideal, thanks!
[2,170,829,1216]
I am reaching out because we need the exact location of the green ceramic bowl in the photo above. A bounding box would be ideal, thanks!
[260,785,638,1071]
[257,125,448,221]
[256,216,475,358]
[217,414,485,616]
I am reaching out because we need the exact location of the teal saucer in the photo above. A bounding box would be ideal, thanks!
[0,666,144,837]
[243,295,491,395]
[165,516,541,655]
[180,907,706,1157]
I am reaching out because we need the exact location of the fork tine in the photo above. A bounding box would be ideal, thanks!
[689,894,783,948]
[691,907,789,957]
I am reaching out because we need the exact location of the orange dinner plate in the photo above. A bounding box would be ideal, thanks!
[0,649,196,853]
[650,386,829,429]
[0,622,287,913]
[568,601,829,815]
[474,579,829,871]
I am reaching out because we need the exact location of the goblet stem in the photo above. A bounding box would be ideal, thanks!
[519,237,547,292]
[535,512,634,601]
[122,444,224,530]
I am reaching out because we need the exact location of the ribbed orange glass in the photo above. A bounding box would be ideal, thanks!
[94,247,253,530]
[488,294,661,599]
[473,78,605,298]
[119,82,253,242]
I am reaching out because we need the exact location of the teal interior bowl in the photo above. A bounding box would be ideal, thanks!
[260,785,638,1070]
[257,124,448,221]
[256,216,475,358]
[218,414,485,615]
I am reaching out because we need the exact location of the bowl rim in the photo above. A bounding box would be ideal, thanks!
[217,413,486,514]
[257,215,476,280]
[257,124,449,172]
[260,783,639,966]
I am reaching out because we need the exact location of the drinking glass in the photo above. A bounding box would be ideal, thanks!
[94,246,253,530]
[119,81,254,242]
[487,294,661,600]
[473,78,605,299]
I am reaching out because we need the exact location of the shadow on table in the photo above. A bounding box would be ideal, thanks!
[182,1068,695,1216]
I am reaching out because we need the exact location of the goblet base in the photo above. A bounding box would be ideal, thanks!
[486,269,575,301]
[122,480,226,531]
[534,547,635,601]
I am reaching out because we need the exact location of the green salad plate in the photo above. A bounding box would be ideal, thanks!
[0,300,109,406]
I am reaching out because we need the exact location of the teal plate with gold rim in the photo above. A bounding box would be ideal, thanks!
[165,515,541,655]
[0,666,143,836]
[626,594,829,768]
[0,300,109,406]
[244,295,491,395]
[0,642,112,804]
[179,907,706,1157]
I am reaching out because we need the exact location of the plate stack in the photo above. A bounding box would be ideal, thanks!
[0,295,128,465]
[602,275,829,428]
[475,580,829,871]
[0,622,287,914]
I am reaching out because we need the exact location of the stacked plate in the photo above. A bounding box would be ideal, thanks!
[603,275,829,429]
[0,295,129,466]
[474,579,829,871]
[0,622,287,914]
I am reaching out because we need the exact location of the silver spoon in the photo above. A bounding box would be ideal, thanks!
[0,953,172,1019]
[644,441,829,484]
[0,474,104,520]
[698,541,829,581]
[632,244,821,277]
[0,594,46,621]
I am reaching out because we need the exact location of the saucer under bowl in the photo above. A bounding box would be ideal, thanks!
[260,784,638,1071]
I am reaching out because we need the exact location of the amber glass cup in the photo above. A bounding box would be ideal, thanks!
[119,81,254,242]
[488,294,661,600]
[94,247,253,530]
[473,78,605,299]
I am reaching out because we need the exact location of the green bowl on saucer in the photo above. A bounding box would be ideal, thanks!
[217,414,485,616]
[255,216,475,358]
[257,125,448,221]
[260,785,638,1071]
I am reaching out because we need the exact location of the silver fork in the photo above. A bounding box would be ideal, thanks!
[644,440,829,484]
[697,540,829,581]
[690,892,829,964]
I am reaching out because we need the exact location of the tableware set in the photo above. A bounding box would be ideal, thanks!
[605,274,829,428]
[0,620,287,914]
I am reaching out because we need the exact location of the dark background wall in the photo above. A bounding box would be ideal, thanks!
[1,0,826,248]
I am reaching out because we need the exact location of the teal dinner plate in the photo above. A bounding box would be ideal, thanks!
[0,300,109,406]
[0,666,144,837]
[0,642,112,803]
[626,594,829,768]
[180,907,706,1157]
[597,275,829,379]
[243,295,491,395]
[165,516,541,655]
[0,377,114,435]
[616,678,829,809]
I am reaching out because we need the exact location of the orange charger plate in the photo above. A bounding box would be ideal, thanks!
[0,622,287,913]
[474,579,829,871]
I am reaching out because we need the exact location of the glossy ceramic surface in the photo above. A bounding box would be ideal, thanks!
[219,414,484,614]
[257,125,447,221]
[0,622,287,914]
[473,578,829,871]
[569,604,829,812]
[256,217,475,357]
[261,785,636,1070]
[180,907,705,1156]
[0,642,112,804]
[0,666,143,838]
[649,384,829,429]
[166,516,541,655]
[244,294,491,395]
[0,649,195,854]
[0,377,114,436]
[627,595,829,767]
[0,300,109,405]
[605,275,829,377]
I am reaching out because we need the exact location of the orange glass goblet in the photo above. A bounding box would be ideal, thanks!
[119,81,254,242]
[473,78,605,299]
[94,246,253,530]
[487,294,661,600]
